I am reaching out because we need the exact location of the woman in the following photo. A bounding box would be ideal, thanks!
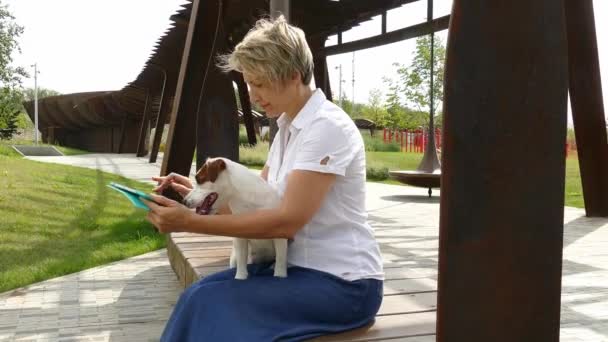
[144,16,384,342]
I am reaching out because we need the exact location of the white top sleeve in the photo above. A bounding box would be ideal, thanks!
[292,120,355,176]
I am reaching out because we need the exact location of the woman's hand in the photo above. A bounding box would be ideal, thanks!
[143,194,196,234]
[152,172,193,197]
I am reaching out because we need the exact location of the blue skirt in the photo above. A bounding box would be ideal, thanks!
[161,263,383,342]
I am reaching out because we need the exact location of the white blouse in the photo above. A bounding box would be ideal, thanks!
[266,89,384,281]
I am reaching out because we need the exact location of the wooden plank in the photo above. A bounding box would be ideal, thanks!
[378,293,437,315]
[312,312,435,341]
[174,241,233,251]
[171,235,232,243]
[384,278,436,295]
[181,248,232,259]
[377,336,435,342]
[188,257,230,269]
[383,267,437,280]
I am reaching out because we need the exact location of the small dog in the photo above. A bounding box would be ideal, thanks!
[183,157,287,280]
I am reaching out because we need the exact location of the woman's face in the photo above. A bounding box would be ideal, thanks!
[243,71,299,118]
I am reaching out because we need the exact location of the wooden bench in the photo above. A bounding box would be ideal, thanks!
[167,232,438,341]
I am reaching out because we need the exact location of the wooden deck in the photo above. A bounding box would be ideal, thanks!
[167,232,438,341]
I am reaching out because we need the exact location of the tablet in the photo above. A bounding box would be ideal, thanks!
[108,182,154,211]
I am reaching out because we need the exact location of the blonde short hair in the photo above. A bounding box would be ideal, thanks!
[218,16,314,86]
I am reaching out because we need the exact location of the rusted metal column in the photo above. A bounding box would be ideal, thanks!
[117,115,129,154]
[161,0,222,177]
[196,60,239,170]
[140,64,167,159]
[437,1,569,341]
[149,82,173,163]
[267,0,290,146]
[565,0,608,217]
[310,36,333,102]
[146,63,167,163]
[233,72,257,146]
[135,91,151,157]
[270,0,289,21]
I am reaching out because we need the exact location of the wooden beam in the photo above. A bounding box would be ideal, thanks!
[323,15,450,56]
[437,0,568,341]
[565,0,608,217]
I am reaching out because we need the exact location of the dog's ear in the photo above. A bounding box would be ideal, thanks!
[208,159,226,182]
[195,159,226,184]
[195,164,208,184]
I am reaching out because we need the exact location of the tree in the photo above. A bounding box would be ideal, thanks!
[394,35,446,121]
[23,87,61,102]
[361,88,389,127]
[15,87,62,130]
[0,2,27,140]
[0,87,23,139]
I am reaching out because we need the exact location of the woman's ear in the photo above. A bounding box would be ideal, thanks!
[291,72,302,83]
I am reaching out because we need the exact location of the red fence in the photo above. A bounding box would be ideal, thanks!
[382,128,574,157]
[383,128,442,153]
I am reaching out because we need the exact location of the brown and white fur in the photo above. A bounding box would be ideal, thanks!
[183,157,287,280]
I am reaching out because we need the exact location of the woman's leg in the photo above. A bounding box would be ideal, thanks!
[160,262,275,340]
[161,266,382,342]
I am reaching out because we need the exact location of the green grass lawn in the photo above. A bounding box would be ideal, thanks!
[564,154,583,208]
[366,150,583,208]
[0,143,164,293]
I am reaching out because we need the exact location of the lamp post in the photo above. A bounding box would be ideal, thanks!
[31,63,39,144]
[335,64,343,108]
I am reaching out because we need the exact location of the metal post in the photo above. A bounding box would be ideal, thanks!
[336,64,343,108]
[32,63,39,144]
[351,52,355,114]
[270,0,290,21]
[268,0,291,147]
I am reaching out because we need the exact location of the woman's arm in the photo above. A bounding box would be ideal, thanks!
[144,170,335,239]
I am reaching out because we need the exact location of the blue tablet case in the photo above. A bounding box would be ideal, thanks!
[108,182,153,211]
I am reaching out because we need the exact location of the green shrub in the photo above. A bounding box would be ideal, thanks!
[239,141,269,168]
[362,134,401,152]
[366,166,389,181]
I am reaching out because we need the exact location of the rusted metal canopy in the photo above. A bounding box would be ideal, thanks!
[23,0,444,152]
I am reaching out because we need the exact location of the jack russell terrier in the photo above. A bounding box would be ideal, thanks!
[183,157,288,280]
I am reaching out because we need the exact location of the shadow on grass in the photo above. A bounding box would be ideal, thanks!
[0,165,163,293]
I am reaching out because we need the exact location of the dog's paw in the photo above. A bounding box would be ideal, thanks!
[273,269,287,278]
[235,272,248,280]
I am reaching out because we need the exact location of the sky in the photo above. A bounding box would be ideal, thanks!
[5,0,608,125]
